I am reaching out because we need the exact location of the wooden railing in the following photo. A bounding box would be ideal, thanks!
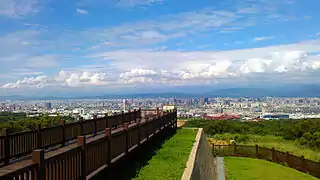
[213,144,320,179]
[0,109,178,180]
[0,109,141,165]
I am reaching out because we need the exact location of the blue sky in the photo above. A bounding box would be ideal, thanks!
[0,0,320,96]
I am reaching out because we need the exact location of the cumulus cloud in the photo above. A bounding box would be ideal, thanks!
[240,51,308,74]
[312,61,320,70]
[76,8,88,14]
[2,49,320,89]
[253,36,275,41]
[3,76,49,89]
[2,71,109,89]
[120,68,157,78]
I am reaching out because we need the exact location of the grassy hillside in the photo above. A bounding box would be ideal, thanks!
[225,157,318,180]
[133,128,197,180]
[211,133,320,162]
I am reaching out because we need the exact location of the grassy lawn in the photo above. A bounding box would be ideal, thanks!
[133,128,198,180]
[211,133,320,162]
[225,157,318,180]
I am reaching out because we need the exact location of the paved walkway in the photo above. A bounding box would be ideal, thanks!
[216,157,226,180]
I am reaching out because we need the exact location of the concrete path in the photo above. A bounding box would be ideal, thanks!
[216,157,226,180]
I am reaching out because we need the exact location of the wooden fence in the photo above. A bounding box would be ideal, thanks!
[213,144,320,179]
[0,109,142,166]
[0,109,178,180]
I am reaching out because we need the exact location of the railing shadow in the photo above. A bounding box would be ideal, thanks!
[109,128,177,180]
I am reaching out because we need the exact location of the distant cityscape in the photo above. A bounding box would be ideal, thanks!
[1,97,320,120]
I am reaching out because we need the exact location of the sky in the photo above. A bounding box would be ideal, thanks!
[0,0,320,96]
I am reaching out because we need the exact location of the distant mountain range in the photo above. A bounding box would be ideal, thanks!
[1,84,320,100]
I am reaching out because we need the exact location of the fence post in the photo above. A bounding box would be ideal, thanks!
[233,142,237,155]
[174,107,178,129]
[212,144,215,157]
[255,144,259,159]
[93,114,97,136]
[60,120,66,147]
[137,119,141,146]
[105,113,109,128]
[2,128,9,165]
[300,155,306,172]
[80,117,84,136]
[124,122,129,154]
[286,151,290,166]
[77,136,87,180]
[128,110,132,123]
[138,107,142,120]
[105,128,112,167]
[146,117,149,141]
[156,107,159,114]
[133,109,137,123]
[32,149,45,180]
[121,111,125,125]
[37,124,42,149]
[271,147,275,162]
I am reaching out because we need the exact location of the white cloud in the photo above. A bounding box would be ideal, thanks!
[2,71,109,89]
[0,0,39,18]
[5,42,320,89]
[253,36,275,41]
[312,61,320,70]
[236,51,309,74]
[76,8,88,14]
[3,75,49,89]
[120,68,157,78]
[316,32,320,36]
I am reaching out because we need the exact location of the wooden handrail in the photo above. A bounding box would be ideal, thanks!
[0,109,178,180]
[0,109,144,166]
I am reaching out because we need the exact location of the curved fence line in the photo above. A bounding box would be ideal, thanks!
[213,144,320,179]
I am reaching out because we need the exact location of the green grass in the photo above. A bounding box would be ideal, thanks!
[133,128,198,180]
[225,157,318,180]
[213,133,320,162]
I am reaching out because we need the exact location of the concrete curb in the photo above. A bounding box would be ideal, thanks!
[181,128,216,180]
[181,128,202,180]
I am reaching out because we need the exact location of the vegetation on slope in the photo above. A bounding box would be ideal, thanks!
[133,128,197,180]
[212,133,320,161]
[225,157,318,180]
[184,118,320,150]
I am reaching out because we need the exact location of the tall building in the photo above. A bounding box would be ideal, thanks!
[123,99,128,112]
[45,102,52,110]
[204,97,209,104]
[199,98,205,105]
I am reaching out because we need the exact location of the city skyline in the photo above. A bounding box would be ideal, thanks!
[1,0,320,96]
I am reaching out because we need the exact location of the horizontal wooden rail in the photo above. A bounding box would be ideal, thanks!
[0,109,144,166]
[0,108,178,180]
[213,144,320,179]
